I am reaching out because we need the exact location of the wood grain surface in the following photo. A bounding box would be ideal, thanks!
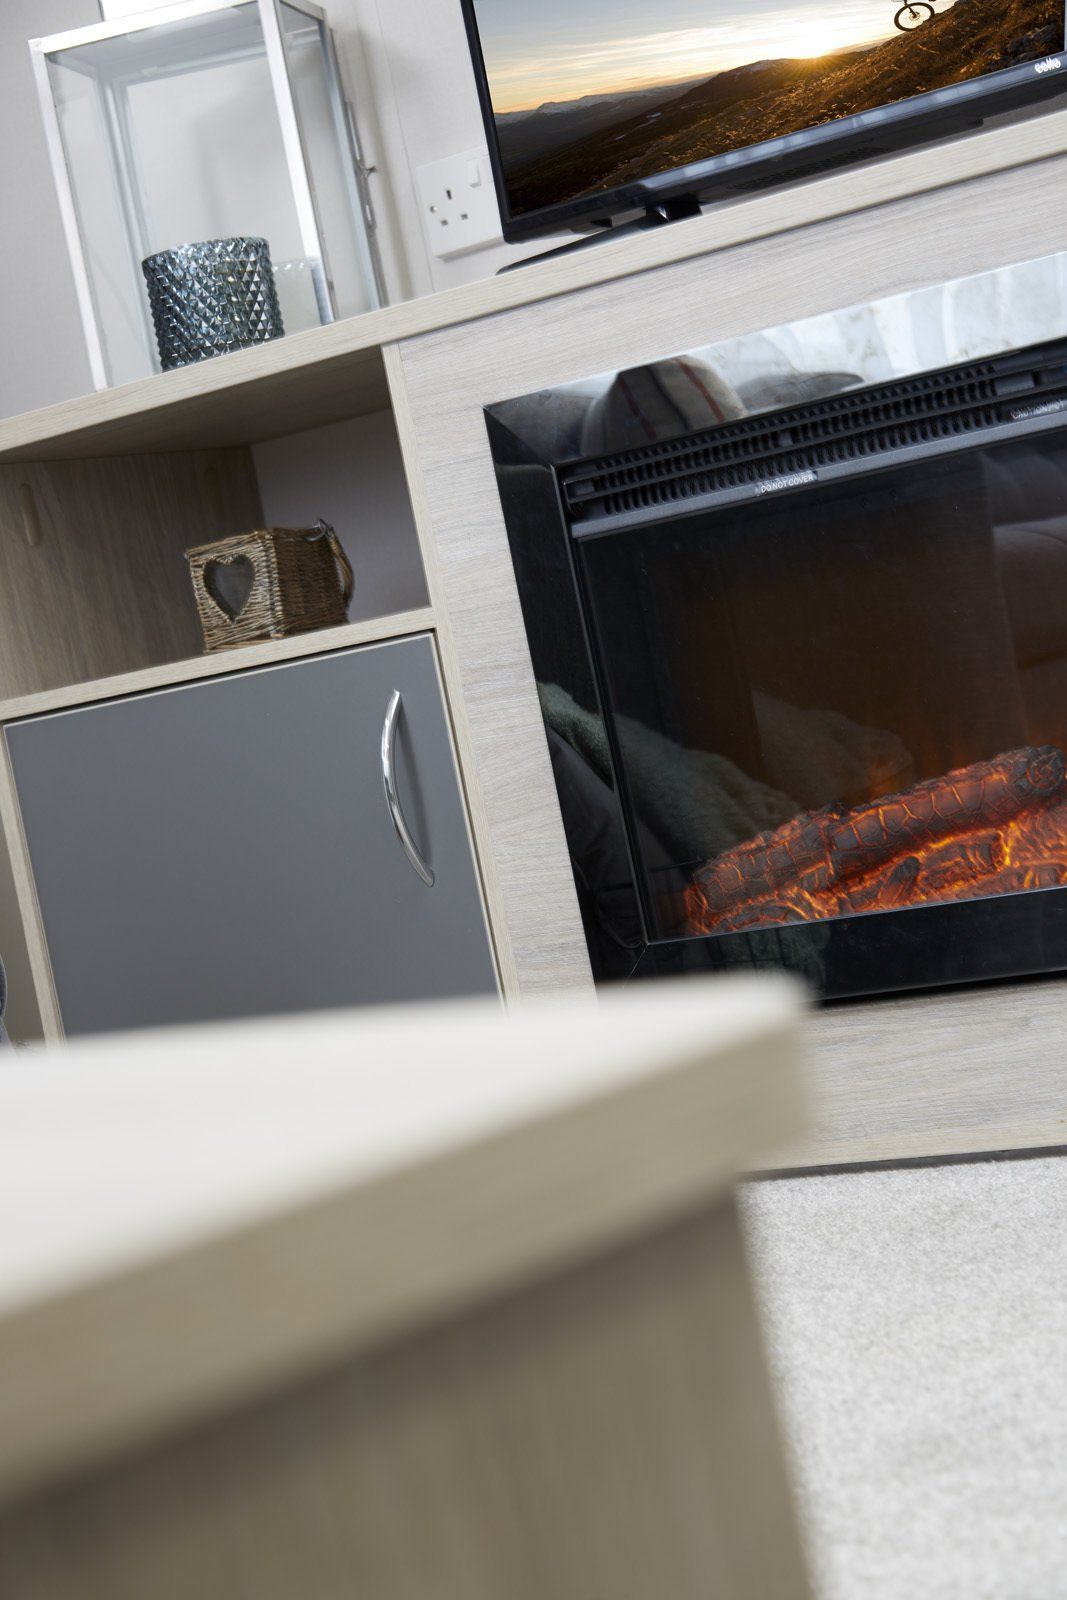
[0,1199,811,1600]
[0,737,60,1045]
[772,977,1067,1170]
[0,450,262,702]
[0,979,803,1504]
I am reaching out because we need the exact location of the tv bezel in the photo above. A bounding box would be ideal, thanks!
[459,0,1067,244]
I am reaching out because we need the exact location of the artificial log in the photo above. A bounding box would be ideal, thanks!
[685,745,1067,936]
[826,746,1065,880]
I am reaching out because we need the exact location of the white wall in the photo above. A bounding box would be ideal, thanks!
[0,0,100,419]
[328,0,557,296]
[252,410,429,620]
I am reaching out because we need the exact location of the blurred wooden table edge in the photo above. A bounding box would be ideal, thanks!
[0,977,811,1600]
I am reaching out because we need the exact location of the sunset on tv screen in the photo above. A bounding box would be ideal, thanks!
[473,0,1064,216]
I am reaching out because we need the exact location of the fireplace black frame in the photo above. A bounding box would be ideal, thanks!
[488,336,1067,1000]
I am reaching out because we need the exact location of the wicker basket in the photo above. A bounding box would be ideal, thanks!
[185,522,354,652]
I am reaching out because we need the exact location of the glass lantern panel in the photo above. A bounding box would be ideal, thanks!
[45,54,150,387]
[45,2,324,386]
[279,3,379,319]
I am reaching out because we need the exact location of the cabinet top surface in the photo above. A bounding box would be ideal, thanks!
[0,610,437,723]
[1,111,1065,462]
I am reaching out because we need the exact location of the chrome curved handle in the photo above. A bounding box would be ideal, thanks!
[381,690,435,888]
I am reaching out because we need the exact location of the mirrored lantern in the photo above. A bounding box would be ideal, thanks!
[30,0,384,390]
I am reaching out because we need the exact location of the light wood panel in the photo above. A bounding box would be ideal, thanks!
[0,451,263,701]
[390,148,1067,1004]
[0,608,436,722]
[0,800,44,1045]
[385,346,538,995]
[0,979,802,1503]
[0,738,60,1045]
[0,1199,810,1600]
[1,109,1065,461]
[768,977,1067,1171]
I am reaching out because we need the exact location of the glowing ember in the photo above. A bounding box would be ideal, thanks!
[684,746,1067,935]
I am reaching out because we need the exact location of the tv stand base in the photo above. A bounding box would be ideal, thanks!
[499,196,702,273]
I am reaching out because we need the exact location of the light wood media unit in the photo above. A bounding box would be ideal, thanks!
[2,110,1067,1165]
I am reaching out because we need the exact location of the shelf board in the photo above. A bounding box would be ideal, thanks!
[1,109,1064,463]
[0,607,436,722]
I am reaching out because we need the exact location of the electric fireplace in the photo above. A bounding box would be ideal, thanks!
[492,333,1067,998]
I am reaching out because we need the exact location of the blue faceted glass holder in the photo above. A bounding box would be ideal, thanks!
[142,237,284,371]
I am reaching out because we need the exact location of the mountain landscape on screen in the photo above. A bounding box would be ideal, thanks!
[490,0,1062,217]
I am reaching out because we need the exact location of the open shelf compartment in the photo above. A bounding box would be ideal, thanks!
[0,406,429,711]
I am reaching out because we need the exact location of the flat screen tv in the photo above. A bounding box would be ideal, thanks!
[460,0,1067,244]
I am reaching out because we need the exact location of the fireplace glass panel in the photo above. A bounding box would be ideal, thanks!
[574,429,1067,943]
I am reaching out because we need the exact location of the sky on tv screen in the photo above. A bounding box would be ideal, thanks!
[471,0,1063,216]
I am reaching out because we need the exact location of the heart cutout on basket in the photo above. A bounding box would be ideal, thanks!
[204,555,255,621]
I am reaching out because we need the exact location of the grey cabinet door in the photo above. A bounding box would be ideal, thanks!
[7,635,497,1035]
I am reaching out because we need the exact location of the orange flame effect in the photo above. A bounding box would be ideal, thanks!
[684,745,1067,936]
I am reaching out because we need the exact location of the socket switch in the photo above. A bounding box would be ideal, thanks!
[414,148,502,260]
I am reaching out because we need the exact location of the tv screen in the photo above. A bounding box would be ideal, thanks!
[463,0,1067,236]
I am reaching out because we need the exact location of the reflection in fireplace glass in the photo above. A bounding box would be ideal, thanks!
[572,431,1067,941]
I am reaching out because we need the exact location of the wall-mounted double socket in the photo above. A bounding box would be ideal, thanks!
[414,148,502,260]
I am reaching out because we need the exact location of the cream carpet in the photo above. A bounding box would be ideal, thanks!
[741,1156,1067,1600]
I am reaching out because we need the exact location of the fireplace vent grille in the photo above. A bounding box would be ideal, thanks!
[562,341,1067,528]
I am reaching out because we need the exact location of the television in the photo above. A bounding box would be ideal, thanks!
[460,0,1067,246]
